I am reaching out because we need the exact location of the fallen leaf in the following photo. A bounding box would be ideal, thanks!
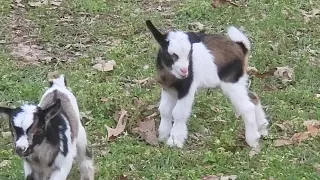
[100,97,108,103]
[273,66,294,82]
[92,60,116,72]
[188,22,204,31]
[132,78,150,85]
[132,115,159,146]
[105,109,127,140]
[274,120,320,147]
[80,111,94,121]
[202,175,237,180]
[274,139,293,147]
[0,160,10,168]
[246,66,259,75]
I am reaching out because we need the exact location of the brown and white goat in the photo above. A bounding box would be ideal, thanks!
[146,20,269,148]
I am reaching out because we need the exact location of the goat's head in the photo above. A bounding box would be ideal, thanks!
[0,99,61,157]
[146,20,201,80]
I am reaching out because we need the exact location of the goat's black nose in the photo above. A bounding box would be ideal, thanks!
[15,147,26,156]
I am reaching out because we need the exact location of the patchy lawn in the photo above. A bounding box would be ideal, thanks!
[0,0,319,179]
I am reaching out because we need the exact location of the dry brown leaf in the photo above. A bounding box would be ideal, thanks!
[0,160,10,168]
[188,22,204,31]
[246,66,259,75]
[274,120,320,147]
[274,139,293,147]
[132,116,159,146]
[132,78,150,85]
[100,97,108,103]
[273,66,294,82]
[105,109,127,140]
[202,175,237,180]
[92,60,116,72]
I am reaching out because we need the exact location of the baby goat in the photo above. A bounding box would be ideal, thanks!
[0,75,94,180]
[146,20,269,148]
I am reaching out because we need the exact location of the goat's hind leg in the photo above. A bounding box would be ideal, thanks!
[76,125,94,180]
[221,80,261,148]
[248,91,269,136]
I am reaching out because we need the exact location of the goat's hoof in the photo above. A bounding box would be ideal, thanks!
[166,136,184,148]
[258,120,269,137]
[245,131,260,148]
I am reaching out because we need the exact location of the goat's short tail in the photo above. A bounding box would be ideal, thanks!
[227,26,251,52]
[50,74,67,88]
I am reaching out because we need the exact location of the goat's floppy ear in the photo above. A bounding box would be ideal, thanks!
[146,20,166,45]
[42,99,61,121]
[0,107,13,120]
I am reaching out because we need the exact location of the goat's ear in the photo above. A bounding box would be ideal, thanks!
[0,107,13,120]
[42,99,61,121]
[146,20,166,45]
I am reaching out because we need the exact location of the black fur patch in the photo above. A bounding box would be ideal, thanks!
[187,32,201,44]
[46,114,69,156]
[173,48,194,99]
[236,42,248,54]
[49,81,53,87]
[26,173,35,180]
[86,147,93,158]
[218,58,244,83]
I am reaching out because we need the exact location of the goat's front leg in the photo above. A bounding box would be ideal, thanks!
[166,87,196,148]
[24,161,34,180]
[158,89,178,142]
[49,154,74,180]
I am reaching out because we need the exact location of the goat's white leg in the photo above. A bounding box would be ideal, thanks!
[167,87,196,148]
[221,78,261,148]
[76,125,94,180]
[254,100,269,136]
[50,154,74,180]
[24,161,33,180]
[248,91,269,136]
[158,89,178,142]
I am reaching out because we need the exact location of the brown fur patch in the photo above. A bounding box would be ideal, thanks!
[156,68,177,89]
[39,90,79,142]
[201,34,248,74]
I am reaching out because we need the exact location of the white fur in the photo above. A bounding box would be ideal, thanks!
[166,31,192,79]
[158,26,268,148]
[13,105,37,130]
[36,75,94,180]
[15,135,29,150]
[227,26,251,50]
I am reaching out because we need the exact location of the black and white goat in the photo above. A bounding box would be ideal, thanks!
[146,20,269,148]
[0,75,94,180]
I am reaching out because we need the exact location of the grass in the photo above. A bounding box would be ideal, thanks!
[0,0,319,179]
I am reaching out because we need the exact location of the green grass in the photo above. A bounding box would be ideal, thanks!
[0,0,320,179]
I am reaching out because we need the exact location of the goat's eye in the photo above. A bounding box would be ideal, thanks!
[35,129,43,135]
[171,53,179,61]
